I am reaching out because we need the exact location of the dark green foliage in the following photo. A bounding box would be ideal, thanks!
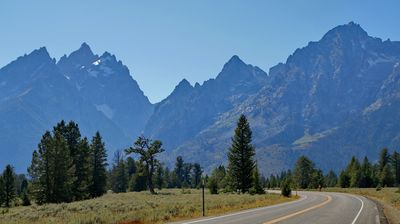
[2,165,16,207]
[208,177,218,194]
[324,170,338,187]
[126,157,136,178]
[173,156,184,188]
[379,148,390,172]
[392,151,400,186]
[293,156,316,189]
[110,150,128,193]
[89,131,108,197]
[310,169,325,189]
[191,163,202,188]
[21,189,31,206]
[227,115,255,193]
[52,131,75,203]
[154,163,164,190]
[207,165,226,194]
[281,179,291,197]
[359,157,373,188]
[125,135,164,194]
[250,165,265,194]
[130,161,147,192]
[380,164,394,187]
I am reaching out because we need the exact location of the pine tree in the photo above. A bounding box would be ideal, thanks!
[360,156,373,188]
[110,150,128,193]
[250,164,265,194]
[125,135,164,194]
[380,164,394,187]
[174,156,184,188]
[348,157,361,188]
[126,157,136,178]
[324,170,338,187]
[227,115,255,194]
[0,176,4,207]
[52,131,75,203]
[392,151,400,186]
[154,163,164,190]
[379,148,390,172]
[293,156,316,189]
[130,161,147,192]
[2,165,16,207]
[28,131,54,204]
[89,131,108,197]
[310,169,325,190]
[191,163,202,188]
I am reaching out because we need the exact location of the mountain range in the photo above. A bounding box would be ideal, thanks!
[1,22,400,174]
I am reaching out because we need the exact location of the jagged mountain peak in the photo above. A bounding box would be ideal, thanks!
[321,21,369,43]
[57,42,97,68]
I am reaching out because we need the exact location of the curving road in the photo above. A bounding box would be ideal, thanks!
[171,191,381,224]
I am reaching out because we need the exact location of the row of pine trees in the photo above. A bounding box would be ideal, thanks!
[263,148,400,192]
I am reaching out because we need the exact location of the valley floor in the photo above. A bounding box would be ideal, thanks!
[0,189,295,224]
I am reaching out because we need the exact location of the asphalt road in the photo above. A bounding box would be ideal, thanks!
[170,191,381,224]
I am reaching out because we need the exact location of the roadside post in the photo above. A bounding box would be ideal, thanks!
[202,178,205,216]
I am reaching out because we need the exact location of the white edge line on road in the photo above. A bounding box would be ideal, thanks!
[179,194,308,224]
[350,195,364,224]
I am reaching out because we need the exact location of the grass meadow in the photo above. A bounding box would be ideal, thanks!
[0,189,295,224]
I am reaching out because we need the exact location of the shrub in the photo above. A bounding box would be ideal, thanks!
[281,180,291,197]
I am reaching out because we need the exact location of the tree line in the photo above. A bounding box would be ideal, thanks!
[263,148,400,194]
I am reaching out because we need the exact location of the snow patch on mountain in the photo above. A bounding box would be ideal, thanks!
[92,59,101,66]
[95,104,114,119]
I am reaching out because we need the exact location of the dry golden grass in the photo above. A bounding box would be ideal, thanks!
[327,187,400,224]
[0,189,296,224]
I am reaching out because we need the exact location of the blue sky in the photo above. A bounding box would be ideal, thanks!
[1,0,399,103]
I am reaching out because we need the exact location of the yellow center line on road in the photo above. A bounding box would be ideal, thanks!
[263,194,332,224]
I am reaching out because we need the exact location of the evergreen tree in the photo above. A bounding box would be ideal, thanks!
[164,167,173,188]
[28,131,54,204]
[110,150,128,193]
[293,156,316,189]
[392,151,400,186]
[0,176,4,207]
[324,170,338,187]
[281,179,291,197]
[73,137,90,200]
[347,157,361,188]
[126,157,136,178]
[379,148,390,172]
[339,170,350,188]
[310,169,325,190]
[174,156,184,188]
[2,165,16,207]
[52,131,75,203]
[154,163,164,190]
[182,163,192,188]
[130,161,147,192]
[125,135,164,194]
[227,115,255,193]
[250,164,265,194]
[89,131,108,197]
[191,163,202,188]
[360,156,373,188]
[380,164,394,187]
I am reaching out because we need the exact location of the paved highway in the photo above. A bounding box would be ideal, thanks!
[171,191,381,224]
